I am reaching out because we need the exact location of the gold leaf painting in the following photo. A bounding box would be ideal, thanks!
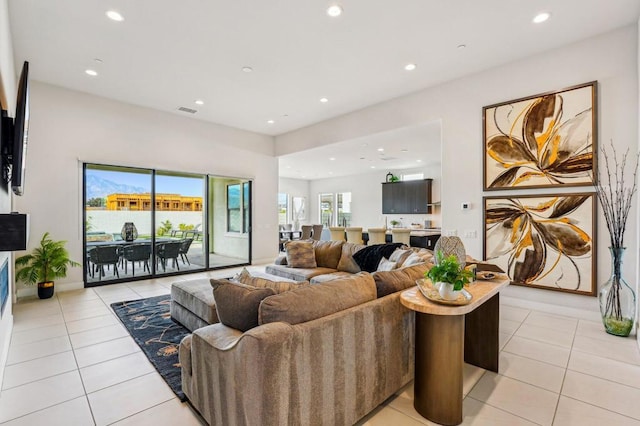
[483,82,597,190]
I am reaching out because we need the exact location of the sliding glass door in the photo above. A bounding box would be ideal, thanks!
[84,164,252,286]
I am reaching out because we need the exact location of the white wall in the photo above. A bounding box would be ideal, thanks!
[308,165,441,229]
[278,177,311,225]
[14,82,278,295]
[0,0,16,392]
[276,25,639,314]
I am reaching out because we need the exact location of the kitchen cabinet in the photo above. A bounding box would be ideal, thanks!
[382,179,432,214]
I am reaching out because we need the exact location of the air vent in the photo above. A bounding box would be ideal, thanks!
[178,106,197,114]
[379,156,398,161]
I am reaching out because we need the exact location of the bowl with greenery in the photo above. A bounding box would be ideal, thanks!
[426,250,473,300]
[15,232,80,299]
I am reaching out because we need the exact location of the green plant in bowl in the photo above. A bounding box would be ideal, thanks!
[426,251,473,291]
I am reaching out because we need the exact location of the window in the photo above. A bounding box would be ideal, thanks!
[320,192,352,226]
[278,193,289,225]
[402,172,424,181]
[243,182,250,232]
[319,193,334,226]
[227,184,241,232]
[337,192,352,227]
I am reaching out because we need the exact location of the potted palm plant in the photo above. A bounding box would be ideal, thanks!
[426,251,473,300]
[15,232,80,299]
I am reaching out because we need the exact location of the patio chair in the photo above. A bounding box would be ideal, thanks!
[88,245,121,280]
[179,238,194,265]
[156,241,182,272]
[122,243,152,276]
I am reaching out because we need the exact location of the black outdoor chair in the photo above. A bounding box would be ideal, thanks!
[122,244,151,276]
[89,245,121,280]
[156,241,182,272]
[178,238,194,265]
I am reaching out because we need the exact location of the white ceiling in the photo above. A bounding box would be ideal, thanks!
[8,0,640,139]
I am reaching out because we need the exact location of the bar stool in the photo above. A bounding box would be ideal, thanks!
[346,227,363,244]
[329,226,346,241]
[391,228,411,246]
[367,228,387,245]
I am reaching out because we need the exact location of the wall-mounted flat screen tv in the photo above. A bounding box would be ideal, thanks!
[12,61,29,196]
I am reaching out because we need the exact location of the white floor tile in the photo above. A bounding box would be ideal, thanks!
[9,324,68,347]
[524,311,578,333]
[66,314,118,335]
[87,373,175,426]
[74,336,141,368]
[468,372,559,426]
[553,395,640,426]
[69,324,128,349]
[572,334,640,365]
[111,398,202,425]
[6,335,72,365]
[498,352,565,392]
[561,370,640,420]
[462,396,538,425]
[60,299,107,313]
[387,394,433,425]
[2,351,77,390]
[0,396,94,426]
[500,305,530,323]
[463,363,485,396]
[568,350,640,389]
[503,336,571,368]
[499,319,521,335]
[80,352,155,393]
[62,305,112,322]
[575,318,609,340]
[0,371,85,423]
[356,404,432,425]
[514,323,575,348]
[11,313,65,333]
[498,332,511,350]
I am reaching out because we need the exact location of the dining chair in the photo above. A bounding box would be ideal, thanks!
[311,224,324,241]
[346,227,363,244]
[367,228,387,245]
[329,226,346,241]
[89,245,121,280]
[300,225,313,240]
[122,244,151,276]
[391,228,411,246]
[156,241,182,272]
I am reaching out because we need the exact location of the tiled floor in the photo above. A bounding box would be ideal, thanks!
[1,270,639,425]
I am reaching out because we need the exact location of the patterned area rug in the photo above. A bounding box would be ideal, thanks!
[111,295,189,401]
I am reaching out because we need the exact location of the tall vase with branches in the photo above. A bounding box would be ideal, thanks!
[594,142,638,337]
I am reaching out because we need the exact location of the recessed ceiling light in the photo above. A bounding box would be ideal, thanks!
[401,149,408,152]
[327,5,343,17]
[404,63,417,71]
[370,166,376,169]
[194,99,204,105]
[85,69,98,76]
[267,120,275,124]
[457,44,466,50]
[106,10,124,22]
[329,157,336,161]
[416,159,423,163]
[242,66,253,73]
[286,165,292,169]
[320,97,329,103]
[377,148,384,152]
[533,12,551,23]
[328,172,334,175]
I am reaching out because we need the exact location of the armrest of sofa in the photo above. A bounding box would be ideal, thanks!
[274,254,288,265]
[183,321,297,425]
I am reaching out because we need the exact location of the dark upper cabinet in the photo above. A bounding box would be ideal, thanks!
[382,179,432,214]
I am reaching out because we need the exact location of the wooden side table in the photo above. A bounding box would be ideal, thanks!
[400,278,510,425]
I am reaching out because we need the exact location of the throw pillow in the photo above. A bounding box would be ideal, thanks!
[284,240,317,268]
[389,248,412,267]
[312,240,344,269]
[373,263,430,298]
[352,243,404,273]
[211,279,275,332]
[258,272,377,326]
[402,252,424,267]
[336,242,366,273]
[377,257,397,271]
[235,267,310,293]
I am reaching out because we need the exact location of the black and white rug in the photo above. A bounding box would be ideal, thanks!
[111,295,190,401]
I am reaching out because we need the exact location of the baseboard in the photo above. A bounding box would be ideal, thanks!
[500,295,601,322]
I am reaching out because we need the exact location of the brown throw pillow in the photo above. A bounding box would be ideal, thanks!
[235,267,310,293]
[312,240,344,269]
[285,240,317,268]
[373,263,429,298]
[258,272,376,326]
[337,242,366,273]
[211,279,275,332]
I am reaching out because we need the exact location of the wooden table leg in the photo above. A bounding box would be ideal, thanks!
[464,293,500,372]
[414,312,464,426]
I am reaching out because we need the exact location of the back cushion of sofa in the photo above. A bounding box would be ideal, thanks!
[312,240,344,269]
[372,263,430,298]
[258,272,377,325]
[285,240,317,268]
[337,242,366,273]
[211,279,276,331]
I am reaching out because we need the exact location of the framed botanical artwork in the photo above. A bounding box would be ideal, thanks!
[483,81,597,190]
[292,196,307,221]
[483,193,596,295]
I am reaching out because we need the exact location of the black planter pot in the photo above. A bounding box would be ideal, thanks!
[38,281,54,299]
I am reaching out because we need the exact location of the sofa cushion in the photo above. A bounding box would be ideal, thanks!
[171,279,218,325]
[377,257,397,271]
[211,279,276,332]
[265,264,338,281]
[389,248,413,267]
[352,243,405,272]
[258,272,377,325]
[285,240,317,268]
[309,271,352,284]
[372,263,430,298]
[235,267,310,293]
[336,242,366,273]
[313,240,344,269]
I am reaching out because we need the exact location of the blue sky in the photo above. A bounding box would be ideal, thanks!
[88,169,203,197]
